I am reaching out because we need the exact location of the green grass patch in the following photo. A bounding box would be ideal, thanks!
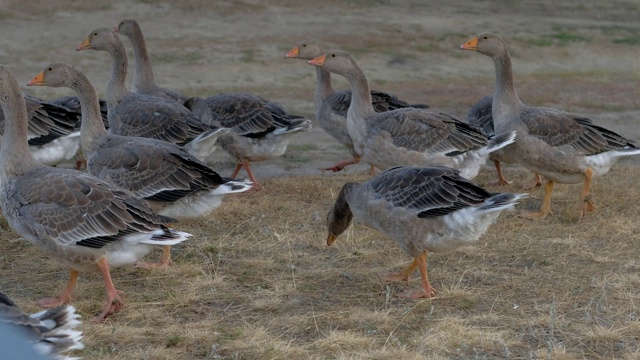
[612,37,640,45]
[165,335,184,348]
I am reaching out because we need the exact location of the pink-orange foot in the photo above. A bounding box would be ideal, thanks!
[488,177,511,186]
[398,286,436,299]
[522,173,542,190]
[322,158,359,172]
[135,246,173,268]
[36,270,78,308]
[92,289,124,323]
[489,160,510,186]
[520,210,551,220]
[579,194,596,221]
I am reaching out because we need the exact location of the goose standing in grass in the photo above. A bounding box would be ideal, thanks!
[460,33,640,220]
[326,165,526,298]
[76,28,226,163]
[28,63,252,267]
[0,290,84,359]
[0,65,191,321]
[467,95,542,188]
[285,41,429,173]
[184,93,312,190]
[114,19,187,103]
[307,51,515,180]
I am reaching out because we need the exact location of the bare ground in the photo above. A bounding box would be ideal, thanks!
[1,0,640,359]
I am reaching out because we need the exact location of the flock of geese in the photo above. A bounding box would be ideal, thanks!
[0,19,638,359]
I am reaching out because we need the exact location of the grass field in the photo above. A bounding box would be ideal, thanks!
[1,0,640,359]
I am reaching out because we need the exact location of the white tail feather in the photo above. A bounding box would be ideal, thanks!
[480,130,516,155]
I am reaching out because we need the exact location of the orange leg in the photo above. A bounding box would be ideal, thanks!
[230,163,243,179]
[242,160,262,190]
[75,158,87,171]
[493,160,510,186]
[523,173,543,190]
[521,180,554,220]
[379,258,418,282]
[398,252,436,299]
[92,257,124,323]
[323,157,360,172]
[579,167,596,221]
[37,269,79,308]
[136,245,173,269]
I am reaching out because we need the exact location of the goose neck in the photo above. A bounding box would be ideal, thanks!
[0,77,38,175]
[314,67,335,109]
[69,68,109,152]
[342,65,375,120]
[129,25,156,91]
[491,50,524,119]
[105,39,130,106]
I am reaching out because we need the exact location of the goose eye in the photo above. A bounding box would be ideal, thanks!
[302,44,306,47]
[483,35,488,39]
[93,32,97,36]
[47,67,52,71]
[331,53,336,57]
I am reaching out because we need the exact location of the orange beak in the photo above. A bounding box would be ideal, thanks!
[308,54,326,66]
[76,38,92,51]
[460,37,479,51]
[284,46,299,59]
[327,232,337,246]
[27,72,45,86]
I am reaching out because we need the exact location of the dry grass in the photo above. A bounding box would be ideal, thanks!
[1,0,640,359]
[2,165,640,359]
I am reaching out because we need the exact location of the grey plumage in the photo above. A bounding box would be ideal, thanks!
[327,165,525,298]
[114,19,187,103]
[0,291,84,360]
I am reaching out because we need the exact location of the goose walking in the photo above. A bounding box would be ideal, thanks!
[327,165,526,298]
[114,19,187,103]
[308,51,515,180]
[467,95,542,188]
[28,63,251,267]
[0,65,191,321]
[460,33,640,220]
[184,93,311,190]
[76,28,226,163]
[285,41,429,173]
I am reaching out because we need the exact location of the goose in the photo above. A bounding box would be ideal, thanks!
[285,41,429,172]
[0,65,191,321]
[51,95,109,128]
[184,93,312,190]
[114,19,187,103]
[308,51,516,180]
[28,63,252,267]
[460,33,640,220]
[0,290,83,359]
[0,94,81,168]
[327,165,526,298]
[467,95,542,188]
[76,28,226,164]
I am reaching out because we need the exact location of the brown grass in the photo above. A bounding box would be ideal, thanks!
[2,165,640,359]
[1,0,640,359]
